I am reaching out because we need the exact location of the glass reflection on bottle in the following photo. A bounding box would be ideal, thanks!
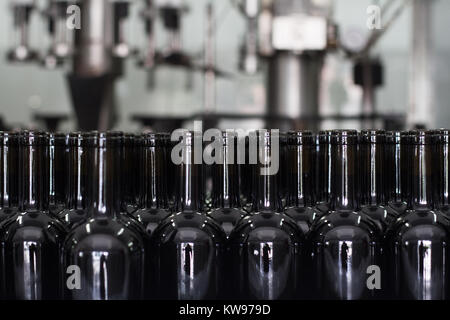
[152,131,226,300]
[63,133,145,300]
[309,130,382,300]
[229,130,304,300]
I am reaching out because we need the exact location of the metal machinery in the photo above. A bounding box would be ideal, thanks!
[4,0,420,131]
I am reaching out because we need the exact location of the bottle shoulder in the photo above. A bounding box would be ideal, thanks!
[0,210,67,242]
[229,211,304,244]
[309,210,381,241]
[64,217,145,252]
[209,207,247,223]
[386,209,450,241]
[0,207,19,224]
[133,207,171,223]
[152,211,227,244]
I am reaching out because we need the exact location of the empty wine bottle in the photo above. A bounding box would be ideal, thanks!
[386,131,408,216]
[435,129,450,217]
[48,133,69,216]
[63,132,145,300]
[315,130,332,215]
[0,132,20,223]
[386,130,450,300]
[58,132,88,229]
[359,130,397,232]
[284,131,321,235]
[152,131,226,300]
[309,130,382,300]
[229,130,304,300]
[133,133,171,235]
[209,131,247,237]
[0,131,67,300]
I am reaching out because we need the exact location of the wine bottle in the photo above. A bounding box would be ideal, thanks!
[209,130,247,237]
[152,131,226,300]
[58,132,88,228]
[315,130,332,215]
[284,131,321,235]
[386,131,408,216]
[229,130,304,300]
[386,130,450,300]
[309,130,382,300]
[63,132,145,300]
[0,132,20,223]
[133,133,171,235]
[0,131,67,300]
[359,130,397,232]
[48,133,69,216]
[435,129,450,217]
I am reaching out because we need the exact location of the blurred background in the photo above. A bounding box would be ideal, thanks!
[0,0,448,132]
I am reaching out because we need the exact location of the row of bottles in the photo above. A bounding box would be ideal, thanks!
[0,129,449,300]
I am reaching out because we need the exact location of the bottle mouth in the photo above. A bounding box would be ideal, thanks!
[250,130,281,146]
[82,132,123,148]
[49,132,69,147]
[68,132,84,147]
[318,130,333,144]
[360,129,386,144]
[0,131,20,146]
[140,132,169,147]
[330,130,358,145]
[386,131,401,144]
[409,130,436,145]
[171,130,202,147]
[287,131,314,146]
[19,131,49,146]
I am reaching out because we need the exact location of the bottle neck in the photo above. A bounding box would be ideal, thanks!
[0,140,19,208]
[122,138,137,209]
[410,143,434,210]
[67,144,85,210]
[175,144,203,212]
[316,138,332,204]
[438,137,450,207]
[86,145,121,218]
[20,144,49,212]
[330,143,358,211]
[140,144,168,209]
[212,142,240,209]
[287,143,314,208]
[253,135,281,212]
[360,142,385,206]
[386,141,403,203]
[49,143,67,207]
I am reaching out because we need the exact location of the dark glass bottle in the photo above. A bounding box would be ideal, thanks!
[0,131,67,300]
[152,131,226,300]
[133,133,171,236]
[209,131,247,237]
[386,130,450,300]
[48,133,69,216]
[359,130,397,232]
[386,131,408,216]
[0,132,20,223]
[309,130,382,300]
[284,131,321,235]
[315,130,332,215]
[63,133,145,300]
[229,130,304,300]
[58,132,88,229]
[240,135,254,214]
[436,129,450,217]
